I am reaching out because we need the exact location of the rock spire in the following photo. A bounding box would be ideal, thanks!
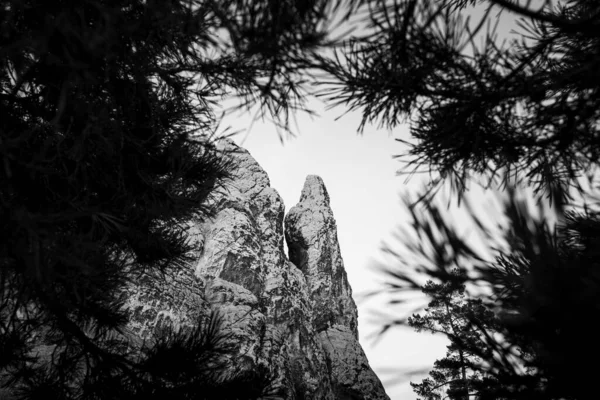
[7,139,389,400]
[129,139,390,399]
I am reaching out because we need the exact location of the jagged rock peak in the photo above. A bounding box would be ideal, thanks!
[10,139,389,400]
[299,175,331,206]
[286,174,357,333]
[286,175,389,400]
[215,138,271,198]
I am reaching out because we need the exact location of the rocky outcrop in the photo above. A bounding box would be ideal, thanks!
[5,139,389,400]
[124,139,389,399]
[285,175,389,399]
[188,140,335,398]
[285,175,358,335]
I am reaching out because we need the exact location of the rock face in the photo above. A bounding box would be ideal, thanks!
[285,176,388,399]
[90,139,390,399]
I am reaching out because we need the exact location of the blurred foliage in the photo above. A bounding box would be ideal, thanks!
[317,0,600,399]
[377,185,600,399]
[318,0,600,204]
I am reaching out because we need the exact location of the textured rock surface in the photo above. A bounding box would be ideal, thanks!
[123,139,389,399]
[286,175,389,399]
[285,175,358,334]
[6,139,389,400]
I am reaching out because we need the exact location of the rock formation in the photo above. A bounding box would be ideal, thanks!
[125,139,389,399]
[3,139,389,400]
[285,175,386,399]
